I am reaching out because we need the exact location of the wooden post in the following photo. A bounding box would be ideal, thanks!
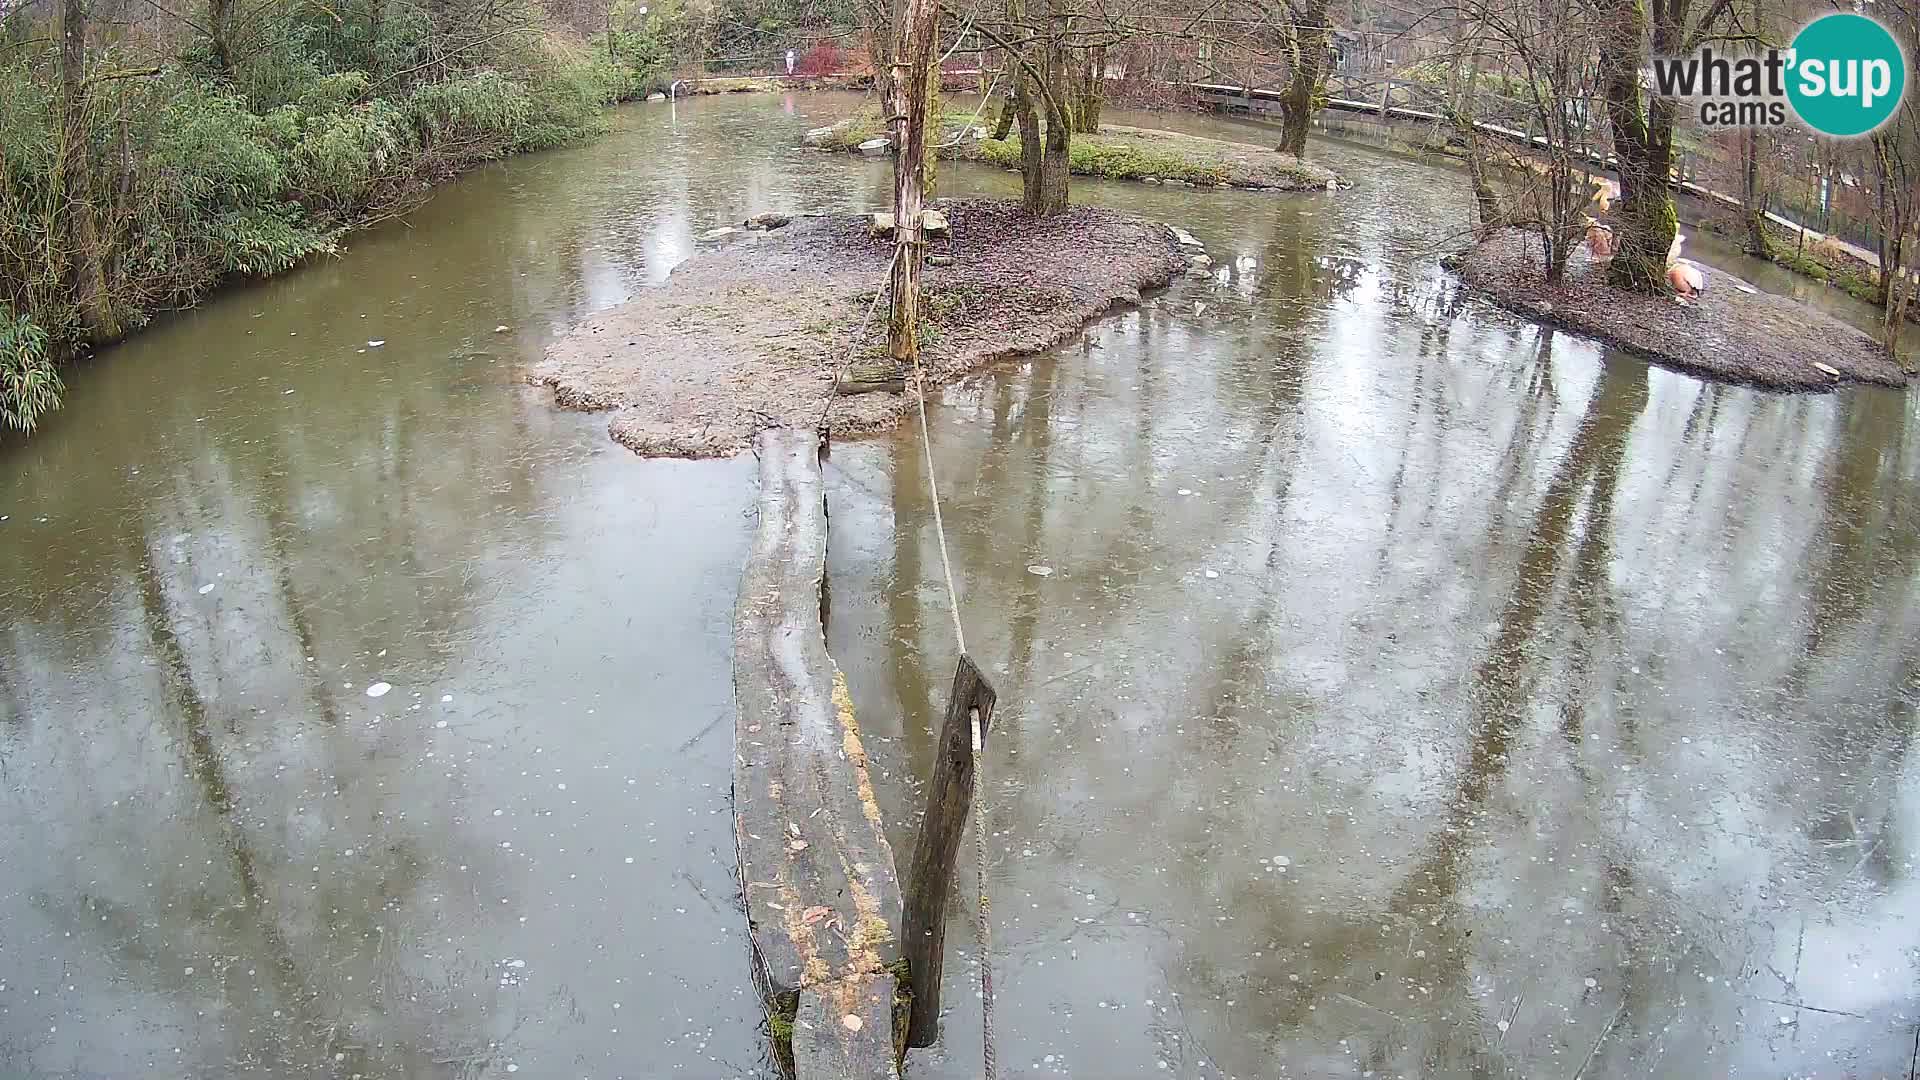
[901,653,997,1048]
[885,0,939,364]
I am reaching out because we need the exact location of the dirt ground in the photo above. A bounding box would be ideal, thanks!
[531,199,1189,457]
[1448,228,1910,390]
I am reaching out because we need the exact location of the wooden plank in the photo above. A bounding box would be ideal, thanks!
[734,428,903,1077]
[901,653,998,1048]
[794,973,903,1080]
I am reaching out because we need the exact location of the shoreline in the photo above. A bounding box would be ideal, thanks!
[531,199,1194,457]
[1445,228,1909,391]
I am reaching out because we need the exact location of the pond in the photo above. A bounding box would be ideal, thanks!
[2,90,1915,1078]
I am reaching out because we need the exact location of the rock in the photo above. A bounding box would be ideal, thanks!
[1186,253,1213,273]
[923,209,950,238]
[1142,176,1161,185]
[857,137,890,157]
[1812,361,1842,377]
[805,125,836,141]
[744,213,792,231]
[927,254,954,267]
[972,126,990,139]
[493,325,510,333]
[838,358,904,395]
[1326,178,1339,191]
[868,212,894,238]
[1167,225,1203,248]
[645,92,666,102]
[699,226,739,242]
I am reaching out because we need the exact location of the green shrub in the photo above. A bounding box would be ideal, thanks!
[146,83,295,211]
[1,0,663,435]
[0,308,61,435]
[292,98,417,212]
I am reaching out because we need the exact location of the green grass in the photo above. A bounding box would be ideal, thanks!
[809,106,1336,190]
[1772,248,1833,283]
[973,134,1233,185]
[1772,247,1881,302]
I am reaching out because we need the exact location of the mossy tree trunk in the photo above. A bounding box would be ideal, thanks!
[1006,0,1069,218]
[1870,126,1915,330]
[991,86,1016,139]
[1741,129,1773,258]
[1444,44,1503,242]
[1070,45,1104,134]
[1596,0,1674,293]
[1033,44,1071,215]
[1278,0,1331,157]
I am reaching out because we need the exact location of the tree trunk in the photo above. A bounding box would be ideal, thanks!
[884,0,938,363]
[208,0,235,74]
[370,0,384,66]
[991,86,1015,139]
[1278,0,1331,157]
[1741,129,1772,257]
[1013,65,1047,211]
[1597,0,1675,293]
[1872,133,1904,311]
[1021,43,1069,216]
[1885,236,1914,351]
[1070,45,1104,134]
[58,0,113,339]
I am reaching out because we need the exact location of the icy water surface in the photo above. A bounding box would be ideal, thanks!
[2,90,1916,1078]
[826,110,1920,1078]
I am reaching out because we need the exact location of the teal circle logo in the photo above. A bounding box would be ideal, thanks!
[1787,13,1906,137]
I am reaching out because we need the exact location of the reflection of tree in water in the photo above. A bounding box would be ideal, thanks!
[1789,387,1920,679]
[4,383,554,1075]
[133,538,332,1071]
[1778,387,1920,882]
[1380,359,1645,1070]
[1159,358,1651,1077]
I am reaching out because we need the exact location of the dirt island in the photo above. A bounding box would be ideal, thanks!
[1447,228,1910,391]
[532,199,1195,457]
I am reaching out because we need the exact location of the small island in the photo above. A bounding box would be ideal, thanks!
[1447,228,1909,391]
[807,107,1340,192]
[531,199,1198,457]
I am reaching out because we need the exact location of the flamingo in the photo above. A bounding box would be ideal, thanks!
[1666,233,1708,298]
[1583,216,1616,259]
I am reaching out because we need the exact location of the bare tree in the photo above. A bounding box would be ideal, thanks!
[1591,0,1742,293]
[1278,0,1332,155]
[1454,0,1605,282]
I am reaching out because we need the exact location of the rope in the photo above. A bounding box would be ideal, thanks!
[826,203,995,1078]
[815,246,901,438]
[934,73,1002,150]
[908,362,968,656]
[971,708,996,1080]
[906,320,994,1080]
